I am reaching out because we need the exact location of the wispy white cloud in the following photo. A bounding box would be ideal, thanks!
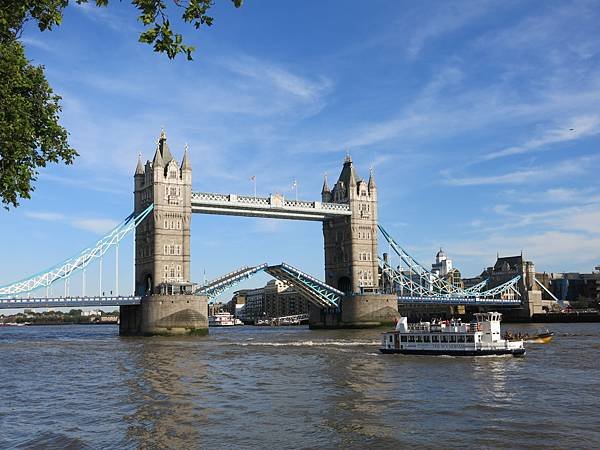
[72,2,135,32]
[448,230,600,272]
[444,155,595,186]
[222,54,332,103]
[446,168,544,186]
[510,187,600,205]
[483,115,600,161]
[21,36,55,52]
[24,211,65,221]
[23,210,118,235]
[73,218,119,234]
[405,2,492,58]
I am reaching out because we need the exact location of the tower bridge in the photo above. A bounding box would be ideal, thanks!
[0,130,536,334]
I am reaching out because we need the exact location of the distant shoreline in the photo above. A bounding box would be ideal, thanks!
[2,321,118,327]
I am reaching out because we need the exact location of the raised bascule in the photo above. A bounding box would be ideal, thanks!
[0,131,538,335]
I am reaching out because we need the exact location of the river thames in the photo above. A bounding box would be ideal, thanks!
[1,323,599,449]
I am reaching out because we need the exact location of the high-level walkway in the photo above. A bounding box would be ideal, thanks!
[191,192,351,221]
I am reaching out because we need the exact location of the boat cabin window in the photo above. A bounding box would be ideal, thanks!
[441,336,448,343]
[458,336,465,343]
[431,335,439,343]
[423,335,431,343]
[450,336,457,343]
[408,336,415,342]
[401,336,407,342]
[416,336,422,343]
[466,335,475,343]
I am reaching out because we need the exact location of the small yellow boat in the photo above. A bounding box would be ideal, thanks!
[505,330,554,344]
[523,331,554,344]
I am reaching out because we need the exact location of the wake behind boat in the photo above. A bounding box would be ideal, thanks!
[380,312,525,357]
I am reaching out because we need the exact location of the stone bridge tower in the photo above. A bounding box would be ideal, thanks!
[133,130,191,294]
[314,155,398,329]
[121,130,207,336]
[322,155,379,294]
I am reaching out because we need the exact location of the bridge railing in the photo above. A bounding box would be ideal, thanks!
[0,295,142,309]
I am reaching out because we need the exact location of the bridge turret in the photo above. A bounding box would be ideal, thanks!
[134,153,145,194]
[368,167,377,199]
[158,129,174,166]
[180,143,192,184]
[321,173,331,202]
[152,143,164,169]
[135,153,144,176]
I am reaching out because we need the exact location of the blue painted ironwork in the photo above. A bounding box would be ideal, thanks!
[464,278,489,293]
[0,204,154,298]
[196,263,268,302]
[265,263,343,308]
[378,225,522,304]
[0,295,141,309]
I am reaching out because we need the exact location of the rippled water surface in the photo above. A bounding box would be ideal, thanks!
[1,323,599,449]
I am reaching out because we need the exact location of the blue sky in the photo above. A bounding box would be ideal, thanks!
[2,0,600,300]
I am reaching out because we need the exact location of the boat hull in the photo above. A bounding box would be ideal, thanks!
[379,348,526,357]
[524,333,554,344]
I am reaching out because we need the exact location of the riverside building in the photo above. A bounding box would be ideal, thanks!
[227,280,309,323]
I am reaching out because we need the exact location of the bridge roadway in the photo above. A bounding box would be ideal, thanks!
[397,295,522,306]
[191,192,351,221]
[1,294,521,310]
[0,296,141,309]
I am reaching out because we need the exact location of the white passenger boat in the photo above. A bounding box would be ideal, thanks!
[208,312,236,327]
[380,312,525,357]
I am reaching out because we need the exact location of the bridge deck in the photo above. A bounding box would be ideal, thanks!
[191,192,351,221]
[397,295,521,306]
[265,263,343,308]
[0,296,142,309]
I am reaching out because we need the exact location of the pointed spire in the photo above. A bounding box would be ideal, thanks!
[152,143,164,167]
[339,152,357,188]
[158,128,174,165]
[181,142,191,171]
[368,166,376,189]
[135,152,144,175]
[348,166,357,187]
[321,172,330,194]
